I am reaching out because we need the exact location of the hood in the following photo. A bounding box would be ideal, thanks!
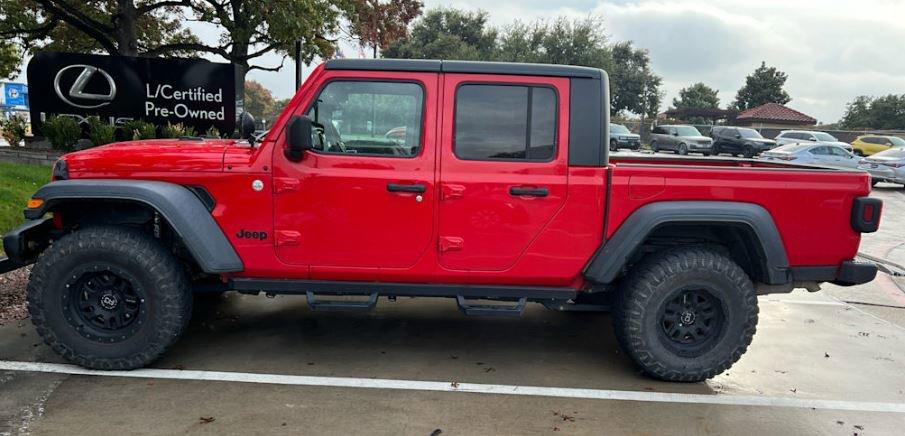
[65,138,239,174]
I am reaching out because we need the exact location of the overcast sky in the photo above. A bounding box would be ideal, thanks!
[18,0,903,123]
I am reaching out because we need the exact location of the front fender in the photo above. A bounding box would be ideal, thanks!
[24,179,243,274]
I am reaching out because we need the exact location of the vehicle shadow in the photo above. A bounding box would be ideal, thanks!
[157,292,718,394]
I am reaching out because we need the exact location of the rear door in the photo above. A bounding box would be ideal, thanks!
[436,74,569,271]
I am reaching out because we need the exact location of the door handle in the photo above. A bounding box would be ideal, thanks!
[509,186,549,197]
[387,183,426,194]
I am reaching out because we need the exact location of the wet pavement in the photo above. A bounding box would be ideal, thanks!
[1,184,905,435]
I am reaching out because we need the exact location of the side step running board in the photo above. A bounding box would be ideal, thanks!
[306,291,378,312]
[456,296,527,317]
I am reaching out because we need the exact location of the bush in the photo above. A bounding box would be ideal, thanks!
[120,119,156,140]
[0,114,28,146]
[87,116,116,147]
[160,122,196,139]
[42,116,82,151]
[204,126,222,139]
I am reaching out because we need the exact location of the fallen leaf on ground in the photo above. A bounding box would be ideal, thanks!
[199,416,215,424]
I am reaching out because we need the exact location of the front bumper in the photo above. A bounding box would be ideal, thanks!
[613,138,641,149]
[1,218,54,272]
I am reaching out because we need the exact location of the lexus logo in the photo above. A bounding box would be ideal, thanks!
[54,65,117,109]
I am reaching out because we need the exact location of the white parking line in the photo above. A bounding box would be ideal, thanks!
[2,360,904,413]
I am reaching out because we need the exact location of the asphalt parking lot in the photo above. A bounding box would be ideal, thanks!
[2,180,905,435]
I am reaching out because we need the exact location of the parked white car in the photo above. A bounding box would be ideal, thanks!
[759,143,861,169]
[774,130,853,153]
[857,147,905,187]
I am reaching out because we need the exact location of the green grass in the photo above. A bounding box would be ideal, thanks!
[0,162,51,240]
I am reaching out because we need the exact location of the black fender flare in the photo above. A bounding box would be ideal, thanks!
[24,179,243,274]
[583,201,789,285]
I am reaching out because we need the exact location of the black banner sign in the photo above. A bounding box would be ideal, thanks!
[28,52,236,134]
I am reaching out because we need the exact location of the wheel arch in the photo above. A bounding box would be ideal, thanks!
[584,201,789,285]
[23,180,243,274]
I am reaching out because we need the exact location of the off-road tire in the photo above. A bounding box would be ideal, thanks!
[27,226,192,370]
[613,247,758,382]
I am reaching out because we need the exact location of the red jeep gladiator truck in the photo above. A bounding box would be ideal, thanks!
[1,59,882,381]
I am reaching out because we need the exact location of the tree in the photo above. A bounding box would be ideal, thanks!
[0,0,198,57]
[177,0,352,83]
[383,9,497,60]
[839,94,905,130]
[346,0,422,58]
[610,41,662,118]
[243,80,275,122]
[673,82,720,110]
[671,82,720,124]
[387,11,663,118]
[732,61,791,110]
[496,17,611,67]
[0,41,21,79]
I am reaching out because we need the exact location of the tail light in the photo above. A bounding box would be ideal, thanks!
[851,197,882,233]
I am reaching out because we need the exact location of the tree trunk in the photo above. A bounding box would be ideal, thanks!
[114,0,139,56]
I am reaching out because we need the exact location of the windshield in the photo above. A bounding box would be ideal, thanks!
[738,128,763,139]
[813,132,837,141]
[610,124,631,135]
[889,137,905,147]
[675,126,702,136]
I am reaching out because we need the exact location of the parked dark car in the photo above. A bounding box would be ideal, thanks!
[711,126,777,157]
[650,125,713,155]
[609,123,641,151]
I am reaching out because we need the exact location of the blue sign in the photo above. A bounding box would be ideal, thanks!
[0,82,28,109]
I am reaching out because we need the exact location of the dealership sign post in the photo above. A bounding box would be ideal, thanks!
[27,52,236,134]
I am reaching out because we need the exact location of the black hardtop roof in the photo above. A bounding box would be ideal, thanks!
[325,58,604,80]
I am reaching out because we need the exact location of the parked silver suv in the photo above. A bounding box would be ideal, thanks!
[650,125,713,156]
[774,130,853,153]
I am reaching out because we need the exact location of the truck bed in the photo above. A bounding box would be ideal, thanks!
[606,154,873,268]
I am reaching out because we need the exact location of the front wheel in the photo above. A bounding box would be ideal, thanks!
[613,247,758,382]
[27,226,193,370]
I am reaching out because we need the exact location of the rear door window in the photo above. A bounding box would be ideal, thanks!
[454,84,557,161]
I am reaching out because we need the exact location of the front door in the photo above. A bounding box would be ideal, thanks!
[437,74,569,271]
[273,72,438,269]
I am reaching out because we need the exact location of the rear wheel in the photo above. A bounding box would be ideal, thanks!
[650,141,659,153]
[610,139,618,152]
[613,247,758,382]
[27,226,192,370]
[742,145,755,158]
[678,143,688,155]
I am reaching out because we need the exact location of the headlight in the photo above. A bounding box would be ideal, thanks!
[52,159,68,180]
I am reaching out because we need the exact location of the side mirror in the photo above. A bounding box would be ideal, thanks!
[672,132,678,136]
[735,134,742,139]
[239,112,256,142]
[285,115,313,162]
